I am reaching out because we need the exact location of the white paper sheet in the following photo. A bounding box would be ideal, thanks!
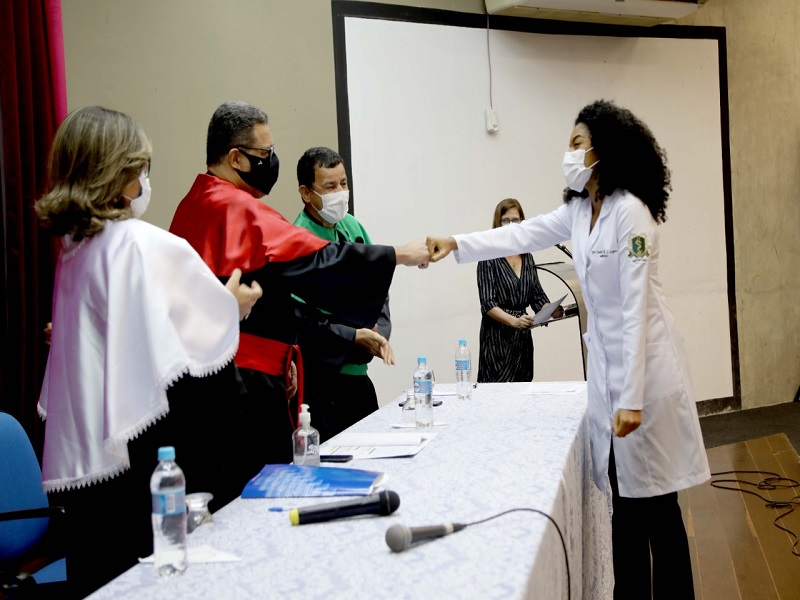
[532,294,568,325]
[524,381,587,395]
[322,432,438,459]
[139,544,241,564]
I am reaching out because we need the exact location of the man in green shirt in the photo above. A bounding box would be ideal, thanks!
[293,147,393,441]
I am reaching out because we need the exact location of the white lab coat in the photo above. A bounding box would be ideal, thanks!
[454,190,710,497]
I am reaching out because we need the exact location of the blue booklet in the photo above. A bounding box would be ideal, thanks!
[241,464,386,499]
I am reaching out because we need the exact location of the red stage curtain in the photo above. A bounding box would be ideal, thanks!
[0,0,66,453]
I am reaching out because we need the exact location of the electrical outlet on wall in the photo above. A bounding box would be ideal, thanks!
[485,108,499,133]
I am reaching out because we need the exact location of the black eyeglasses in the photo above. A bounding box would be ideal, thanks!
[237,145,275,160]
[500,217,521,226]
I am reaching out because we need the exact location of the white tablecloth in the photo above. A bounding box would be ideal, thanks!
[89,382,613,599]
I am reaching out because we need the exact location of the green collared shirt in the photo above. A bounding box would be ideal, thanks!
[293,209,375,376]
[293,209,373,245]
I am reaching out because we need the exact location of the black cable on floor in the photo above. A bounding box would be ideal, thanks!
[710,470,800,556]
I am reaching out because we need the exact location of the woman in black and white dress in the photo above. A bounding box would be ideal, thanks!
[476,198,559,382]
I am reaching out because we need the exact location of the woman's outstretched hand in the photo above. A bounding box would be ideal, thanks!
[426,236,457,262]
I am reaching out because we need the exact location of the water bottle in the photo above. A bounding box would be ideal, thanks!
[455,339,472,400]
[150,446,188,578]
[292,403,320,466]
[413,356,434,430]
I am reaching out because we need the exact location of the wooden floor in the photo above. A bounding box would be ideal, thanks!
[678,433,800,599]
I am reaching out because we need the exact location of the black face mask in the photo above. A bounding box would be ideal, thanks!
[235,150,280,196]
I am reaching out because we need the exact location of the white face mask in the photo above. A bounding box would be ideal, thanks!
[313,189,349,224]
[562,147,598,192]
[125,173,151,218]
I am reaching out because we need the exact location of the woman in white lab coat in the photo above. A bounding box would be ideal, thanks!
[427,100,710,599]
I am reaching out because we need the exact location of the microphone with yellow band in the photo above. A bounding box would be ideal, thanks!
[289,490,400,525]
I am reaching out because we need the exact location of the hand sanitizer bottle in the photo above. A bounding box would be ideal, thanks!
[292,404,320,466]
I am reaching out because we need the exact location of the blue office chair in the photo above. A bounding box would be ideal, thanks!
[0,411,68,597]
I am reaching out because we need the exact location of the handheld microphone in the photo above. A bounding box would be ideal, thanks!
[385,522,467,552]
[554,243,572,259]
[289,490,400,525]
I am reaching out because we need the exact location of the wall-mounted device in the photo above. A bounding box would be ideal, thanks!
[485,0,708,27]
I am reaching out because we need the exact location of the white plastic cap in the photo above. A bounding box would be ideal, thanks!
[299,403,311,427]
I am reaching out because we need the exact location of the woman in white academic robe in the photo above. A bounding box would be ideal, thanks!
[35,106,262,597]
[428,100,710,600]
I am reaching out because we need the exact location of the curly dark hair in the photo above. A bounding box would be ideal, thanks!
[564,100,671,223]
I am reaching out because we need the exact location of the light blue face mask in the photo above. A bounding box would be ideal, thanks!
[562,147,599,192]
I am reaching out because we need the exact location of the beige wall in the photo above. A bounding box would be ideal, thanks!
[62,0,340,225]
[62,0,800,410]
[677,0,800,410]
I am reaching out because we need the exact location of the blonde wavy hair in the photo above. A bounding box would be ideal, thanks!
[35,106,152,240]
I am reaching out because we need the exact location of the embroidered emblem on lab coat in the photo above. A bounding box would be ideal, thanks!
[627,234,650,259]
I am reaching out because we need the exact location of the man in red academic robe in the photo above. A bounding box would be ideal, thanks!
[170,101,427,490]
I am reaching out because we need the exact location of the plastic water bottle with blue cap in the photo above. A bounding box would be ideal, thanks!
[455,339,472,400]
[150,446,187,577]
[413,356,434,430]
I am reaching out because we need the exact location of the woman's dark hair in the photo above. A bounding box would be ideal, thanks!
[564,100,671,223]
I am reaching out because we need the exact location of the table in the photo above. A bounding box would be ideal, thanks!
[89,382,613,599]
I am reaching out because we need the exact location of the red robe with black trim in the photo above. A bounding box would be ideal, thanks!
[170,174,328,275]
[170,174,396,351]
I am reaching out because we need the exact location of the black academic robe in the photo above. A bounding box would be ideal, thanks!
[169,174,395,479]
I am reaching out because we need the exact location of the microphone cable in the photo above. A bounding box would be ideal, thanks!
[710,470,800,557]
[464,507,571,600]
